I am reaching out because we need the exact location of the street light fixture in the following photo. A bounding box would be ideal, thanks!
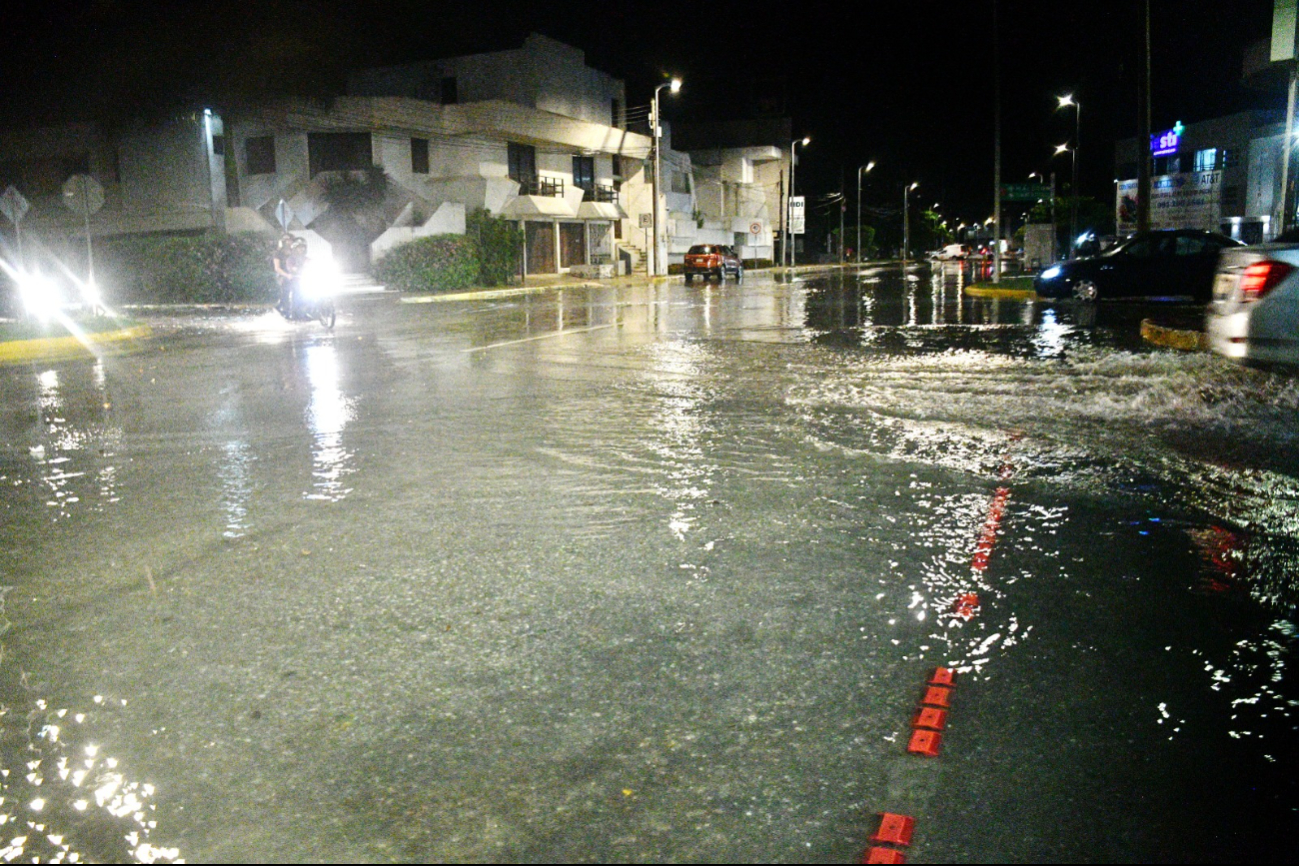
[902,182,918,265]
[651,77,682,278]
[786,136,811,268]
[856,160,875,266]
[1057,94,1080,257]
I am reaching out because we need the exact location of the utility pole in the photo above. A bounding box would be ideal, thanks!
[1137,0,1152,233]
[993,0,1003,281]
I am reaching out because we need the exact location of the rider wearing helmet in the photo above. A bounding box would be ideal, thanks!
[273,233,297,315]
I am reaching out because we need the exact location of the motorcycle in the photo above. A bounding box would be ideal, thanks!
[279,255,338,329]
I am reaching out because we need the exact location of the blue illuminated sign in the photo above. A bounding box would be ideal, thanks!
[1151,120,1185,156]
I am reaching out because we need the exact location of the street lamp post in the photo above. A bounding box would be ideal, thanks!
[902,182,918,264]
[1053,143,1075,257]
[856,161,875,266]
[1057,94,1080,257]
[651,78,682,278]
[786,136,810,268]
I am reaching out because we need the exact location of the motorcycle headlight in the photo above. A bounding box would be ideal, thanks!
[300,257,341,299]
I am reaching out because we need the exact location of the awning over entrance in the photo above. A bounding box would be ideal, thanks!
[576,201,626,220]
[502,194,579,219]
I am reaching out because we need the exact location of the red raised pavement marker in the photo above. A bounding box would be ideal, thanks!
[920,685,952,708]
[928,667,956,687]
[907,728,942,756]
[870,812,916,846]
[862,846,907,864]
[912,706,948,731]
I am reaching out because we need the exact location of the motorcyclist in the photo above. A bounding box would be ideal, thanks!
[273,233,296,315]
[286,238,309,318]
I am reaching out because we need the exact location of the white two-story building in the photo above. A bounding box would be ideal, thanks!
[1,33,787,278]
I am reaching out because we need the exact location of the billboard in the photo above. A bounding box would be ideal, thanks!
[789,196,805,235]
[1116,170,1223,233]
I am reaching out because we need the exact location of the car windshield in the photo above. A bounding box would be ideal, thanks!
[688,246,716,255]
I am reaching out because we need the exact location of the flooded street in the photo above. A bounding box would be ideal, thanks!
[2,263,1296,862]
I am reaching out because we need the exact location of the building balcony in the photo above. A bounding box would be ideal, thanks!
[581,184,618,203]
[518,176,565,197]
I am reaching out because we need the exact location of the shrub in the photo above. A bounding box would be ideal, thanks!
[98,233,277,304]
[372,234,479,293]
[466,209,522,287]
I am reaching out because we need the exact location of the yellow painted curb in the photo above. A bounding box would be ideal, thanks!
[964,285,1039,300]
[0,324,153,365]
[1140,319,1207,352]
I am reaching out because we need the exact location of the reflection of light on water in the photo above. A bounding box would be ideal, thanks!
[1032,307,1071,358]
[1,588,180,862]
[303,343,356,502]
[218,439,254,537]
[643,342,715,542]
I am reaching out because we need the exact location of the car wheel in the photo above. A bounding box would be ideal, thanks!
[715,268,725,282]
[736,267,744,284]
[684,273,693,284]
[1073,280,1099,302]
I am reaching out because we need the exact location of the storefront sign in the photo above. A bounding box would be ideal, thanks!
[1150,121,1185,156]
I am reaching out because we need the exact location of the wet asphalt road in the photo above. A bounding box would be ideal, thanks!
[1,263,1296,863]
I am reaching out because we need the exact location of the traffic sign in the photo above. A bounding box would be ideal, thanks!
[62,174,104,216]
[1,185,30,225]
[749,221,762,236]
[999,183,1052,202]
[276,199,294,230]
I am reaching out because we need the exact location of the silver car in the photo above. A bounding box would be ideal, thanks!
[1207,235,1299,366]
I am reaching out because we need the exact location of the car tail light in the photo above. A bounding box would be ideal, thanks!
[1238,260,1294,301]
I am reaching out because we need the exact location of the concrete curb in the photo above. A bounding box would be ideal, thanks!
[964,285,1038,300]
[1140,319,1207,351]
[0,324,153,366]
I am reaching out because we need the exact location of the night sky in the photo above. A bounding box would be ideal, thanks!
[0,0,1280,229]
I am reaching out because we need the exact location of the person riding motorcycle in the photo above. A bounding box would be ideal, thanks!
[273,233,297,315]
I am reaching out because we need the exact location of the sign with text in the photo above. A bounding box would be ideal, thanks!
[789,196,806,235]
[999,183,1052,202]
[1116,170,1222,232]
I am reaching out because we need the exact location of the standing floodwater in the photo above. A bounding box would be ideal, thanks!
[1,265,1295,862]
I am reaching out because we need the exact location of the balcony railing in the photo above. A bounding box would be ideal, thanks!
[518,176,564,197]
[581,184,618,203]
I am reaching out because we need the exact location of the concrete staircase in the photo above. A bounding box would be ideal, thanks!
[617,241,648,276]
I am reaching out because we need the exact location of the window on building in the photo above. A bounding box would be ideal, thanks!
[411,138,429,174]
[508,142,537,186]
[1194,148,1217,172]
[612,154,623,179]
[211,134,225,157]
[1222,148,1239,169]
[671,170,690,195]
[308,132,372,175]
[441,77,458,105]
[572,155,595,193]
[611,99,623,129]
[245,135,276,175]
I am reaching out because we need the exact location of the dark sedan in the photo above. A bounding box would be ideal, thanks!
[1034,229,1244,302]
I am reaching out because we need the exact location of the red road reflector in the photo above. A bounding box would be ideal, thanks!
[953,592,980,618]
[928,667,956,687]
[921,685,952,708]
[912,706,947,730]
[907,728,942,756]
[871,812,916,846]
[862,846,907,864]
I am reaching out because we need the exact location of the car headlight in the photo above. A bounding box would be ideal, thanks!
[1040,265,1062,281]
